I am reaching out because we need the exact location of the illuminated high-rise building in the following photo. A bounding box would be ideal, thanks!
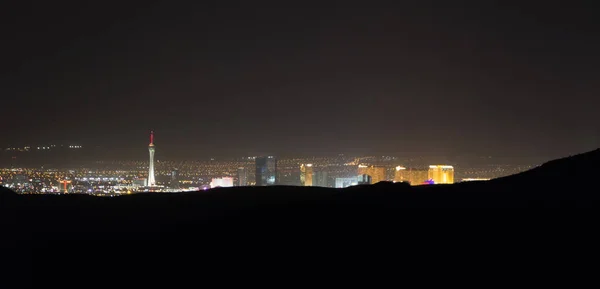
[394,166,407,182]
[314,171,329,187]
[170,168,179,189]
[256,156,277,186]
[276,161,299,185]
[357,165,386,184]
[428,165,454,184]
[237,167,248,186]
[148,131,156,187]
[412,169,430,185]
[300,164,313,186]
[357,174,372,185]
[394,166,430,185]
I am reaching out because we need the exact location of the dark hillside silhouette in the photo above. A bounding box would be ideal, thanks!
[2,149,600,287]
[491,148,600,186]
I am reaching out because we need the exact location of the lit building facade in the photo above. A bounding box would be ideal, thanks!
[170,169,179,189]
[300,164,313,186]
[148,131,156,187]
[428,165,454,184]
[210,177,234,188]
[256,156,277,186]
[357,174,372,185]
[335,177,358,188]
[237,167,248,186]
[394,166,430,185]
[357,165,386,184]
[314,171,328,187]
[394,166,407,182]
[276,161,300,186]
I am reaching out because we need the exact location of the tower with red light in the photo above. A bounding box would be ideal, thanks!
[148,130,156,186]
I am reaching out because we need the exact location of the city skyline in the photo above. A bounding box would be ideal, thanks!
[0,126,548,194]
[1,1,599,159]
[3,145,535,195]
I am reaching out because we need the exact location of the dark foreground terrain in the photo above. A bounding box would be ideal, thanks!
[2,149,599,287]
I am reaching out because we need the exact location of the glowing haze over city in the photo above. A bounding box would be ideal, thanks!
[1,1,598,195]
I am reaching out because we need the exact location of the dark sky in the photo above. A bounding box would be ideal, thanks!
[2,0,598,159]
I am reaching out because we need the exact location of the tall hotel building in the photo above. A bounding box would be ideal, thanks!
[313,171,328,187]
[300,164,314,186]
[255,156,277,186]
[394,166,407,183]
[394,166,430,185]
[428,165,454,184]
[237,167,248,186]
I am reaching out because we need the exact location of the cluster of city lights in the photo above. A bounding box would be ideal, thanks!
[0,132,542,196]
[2,144,82,151]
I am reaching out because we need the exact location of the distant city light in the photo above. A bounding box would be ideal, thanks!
[210,177,234,188]
[461,178,491,182]
[0,142,541,195]
[429,165,454,169]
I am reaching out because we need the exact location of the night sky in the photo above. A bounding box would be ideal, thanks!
[2,1,598,159]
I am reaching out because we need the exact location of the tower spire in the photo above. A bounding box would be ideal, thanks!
[148,130,156,186]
